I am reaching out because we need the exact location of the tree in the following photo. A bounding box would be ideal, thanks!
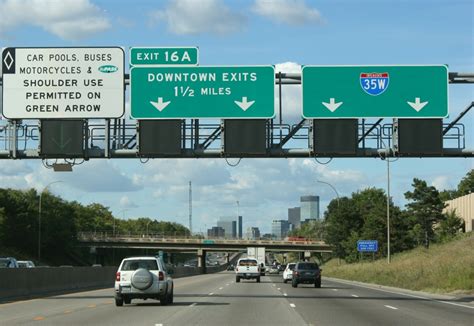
[457,169,474,196]
[404,178,446,248]
[436,210,464,241]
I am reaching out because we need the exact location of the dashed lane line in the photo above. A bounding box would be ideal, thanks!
[332,289,338,291]
[209,293,214,296]
[33,316,45,321]
[290,303,296,308]
[219,287,223,290]
[283,293,288,296]
[189,303,197,307]
[384,305,398,310]
[351,294,359,298]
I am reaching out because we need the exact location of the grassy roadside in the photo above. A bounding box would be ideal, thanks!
[322,233,474,295]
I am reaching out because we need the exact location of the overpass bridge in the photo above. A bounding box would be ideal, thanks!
[77,232,332,253]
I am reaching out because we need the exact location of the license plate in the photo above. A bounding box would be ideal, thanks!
[121,286,131,293]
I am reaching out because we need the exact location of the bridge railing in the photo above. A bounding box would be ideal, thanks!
[77,231,326,245]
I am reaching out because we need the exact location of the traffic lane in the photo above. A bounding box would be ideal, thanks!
[269,274,396,326]
[0,272,233,325]
[324,278,474,325]
[270,275,473,326]
[162,273,307,326]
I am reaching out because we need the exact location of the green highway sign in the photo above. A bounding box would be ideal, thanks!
[131,66,275,119]
[130,47,199,66]
[302,65,448,118]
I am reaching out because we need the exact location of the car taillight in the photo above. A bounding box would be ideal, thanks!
[294,271,299,277]
[116,272,120,281]
[159,271,164,281]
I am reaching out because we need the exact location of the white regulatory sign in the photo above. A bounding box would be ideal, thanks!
[1,47,124,119]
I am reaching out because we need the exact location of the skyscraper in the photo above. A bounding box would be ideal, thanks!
[217,216,237,238]
[300,195,320,220]
[288,207,301,228]
[271,220,291,240]
[238,215,243,239]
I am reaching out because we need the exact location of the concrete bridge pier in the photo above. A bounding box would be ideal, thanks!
[197,249,207,274]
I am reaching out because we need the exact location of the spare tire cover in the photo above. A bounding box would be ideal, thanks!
[131,268,153,290]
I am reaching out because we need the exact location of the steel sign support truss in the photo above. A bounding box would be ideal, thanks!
[0,72,472,160]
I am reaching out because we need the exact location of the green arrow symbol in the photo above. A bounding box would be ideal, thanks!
[51,124,72,150]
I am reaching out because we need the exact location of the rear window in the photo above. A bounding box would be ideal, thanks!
[297,263,318,270]
[238,259,258,266]
[121,259,158,271]
[0,259,13,268]
[288,263,296,270]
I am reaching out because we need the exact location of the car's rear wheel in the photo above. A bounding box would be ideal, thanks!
[257,277,261,283]
[115,297,124,306]
[167,287,174,304]
[236,276,240,283]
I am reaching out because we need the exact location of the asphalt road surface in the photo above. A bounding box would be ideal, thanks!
[1,272,472,325]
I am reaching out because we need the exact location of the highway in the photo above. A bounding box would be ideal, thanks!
[1,272,472,325]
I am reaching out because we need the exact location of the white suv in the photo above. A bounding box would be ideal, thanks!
[114,256,173,306]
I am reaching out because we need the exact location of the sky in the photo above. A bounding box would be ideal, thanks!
[0,0,473,234]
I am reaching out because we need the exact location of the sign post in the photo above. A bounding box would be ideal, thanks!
[302,65,448,118]
[2,47,124,119]
[130,66,275,119]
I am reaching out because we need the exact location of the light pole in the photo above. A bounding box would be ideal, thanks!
[38,181,63,263]
[317,180,340,207]
[114,208,129,236]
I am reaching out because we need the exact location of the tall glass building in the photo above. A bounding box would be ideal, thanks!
[300,195,320,220]
[271,220,290,240]
[288,207,301,228]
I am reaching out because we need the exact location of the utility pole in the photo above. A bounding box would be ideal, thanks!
[189,181,192,235]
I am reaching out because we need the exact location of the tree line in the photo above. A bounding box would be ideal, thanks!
[0,189,189,265]
[290,170,473,263]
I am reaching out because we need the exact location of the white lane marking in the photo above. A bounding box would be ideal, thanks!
[290,303,296,308]
[283,293,288,296]
[209,292,214,296]
[155,324,163,326]
[332,289,338,291]
[272,284,276,287]
[226,284,230,286]
[351,294,359,298]
[277,288,281,290]
[328,278,474,310]
[384,305,398,310]
[219,287,223,290]
[189,303,197,307]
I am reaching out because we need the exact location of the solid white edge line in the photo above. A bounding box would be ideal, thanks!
[384,305,398,310]
[327,278,474,310]
[290,303,296,308]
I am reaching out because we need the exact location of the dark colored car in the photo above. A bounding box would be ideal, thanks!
[291,262,321,288]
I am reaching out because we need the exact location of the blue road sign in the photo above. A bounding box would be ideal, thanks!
[357,240,378,252]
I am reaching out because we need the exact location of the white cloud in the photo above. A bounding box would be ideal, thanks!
[119,195,139,209]
[431,175,452,191]
[275,62,302,123]
[0,0,110,41]
[149,0,245,35]
[252,0,324,26]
